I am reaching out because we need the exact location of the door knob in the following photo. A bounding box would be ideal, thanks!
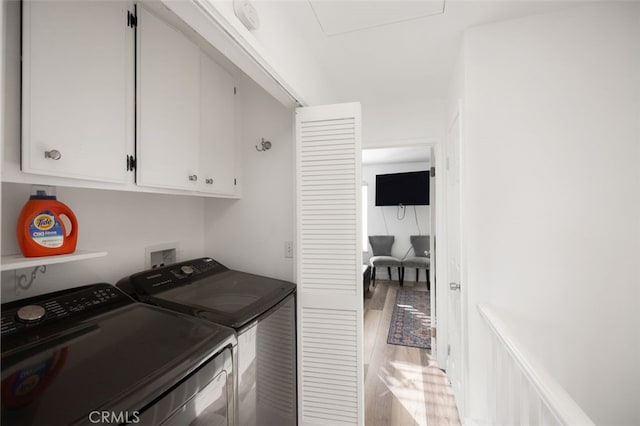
[449,282,461,291]
[44,149,62,160]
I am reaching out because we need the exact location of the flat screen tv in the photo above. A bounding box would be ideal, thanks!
[375,171,429,206]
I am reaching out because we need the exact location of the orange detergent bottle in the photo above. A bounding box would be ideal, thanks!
[16,186,78,257]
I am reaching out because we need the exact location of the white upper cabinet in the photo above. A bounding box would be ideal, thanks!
[18,1,238,197]
[136,6,237,195]
[199,52,237,195]
[21,1,135,183]
[136,5,200,191]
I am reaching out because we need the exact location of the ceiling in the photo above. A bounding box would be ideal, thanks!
[274,0,591,104]
[307,0,446,36]
[246,1,594,166]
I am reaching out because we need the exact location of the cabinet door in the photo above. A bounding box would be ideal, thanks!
[199,52,237,195]
[137,6,200,191]
[22,1,134,183]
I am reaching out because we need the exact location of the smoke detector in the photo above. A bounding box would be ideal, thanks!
[233,0,260,31]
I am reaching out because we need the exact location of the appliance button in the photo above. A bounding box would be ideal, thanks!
[180,265,195,276]
[17,305,46,323]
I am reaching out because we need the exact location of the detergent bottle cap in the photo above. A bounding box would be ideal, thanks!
[29,185,57,200]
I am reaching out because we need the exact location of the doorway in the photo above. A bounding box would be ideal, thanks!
[361,144,459,425]
[361,145,433,289]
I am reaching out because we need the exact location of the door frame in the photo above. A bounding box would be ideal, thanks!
[360,140,446,365]
[440,100,467,419]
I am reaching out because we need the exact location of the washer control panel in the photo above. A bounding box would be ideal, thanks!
[129,257,228,295]
[1,284,126,338]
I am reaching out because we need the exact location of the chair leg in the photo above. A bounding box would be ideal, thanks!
[399,267,404,286]
[426,268,430,291]
[416,268,419,282]
[387,267,392,281]
[371,267,376,287]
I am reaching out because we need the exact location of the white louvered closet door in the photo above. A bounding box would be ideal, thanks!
[295,103,363,426]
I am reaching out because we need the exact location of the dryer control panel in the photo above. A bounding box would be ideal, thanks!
[122,257,229,296]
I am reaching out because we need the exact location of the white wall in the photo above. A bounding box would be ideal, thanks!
[0,0,296,302]
[457,4,640,425]
[362,99,444,149]
[363,161,430,282]
[189,0,337,106]
[203,75,295,282]
[1,182,206,302]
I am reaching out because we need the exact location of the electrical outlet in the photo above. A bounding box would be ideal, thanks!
[284,241,293,258]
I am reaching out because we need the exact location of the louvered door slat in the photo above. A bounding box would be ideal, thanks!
[296,103,363,426]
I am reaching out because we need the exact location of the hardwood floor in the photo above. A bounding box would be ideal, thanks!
[364,280,461,426]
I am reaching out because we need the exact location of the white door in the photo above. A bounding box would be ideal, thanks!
[446,108,465,416]
[22,1,134,183]
[199,51,236,195]
[429,146,437,356]
[295,103,363,426]
[136,5,200,190]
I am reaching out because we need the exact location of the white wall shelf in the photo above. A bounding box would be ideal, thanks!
[1,250,108,272]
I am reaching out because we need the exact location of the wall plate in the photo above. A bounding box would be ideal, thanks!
[145,242,179,269]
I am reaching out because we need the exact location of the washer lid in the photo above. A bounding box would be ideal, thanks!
[150,270,296,329]
[1,303,235,426]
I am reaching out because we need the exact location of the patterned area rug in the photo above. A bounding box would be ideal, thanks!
[387,288,431,349]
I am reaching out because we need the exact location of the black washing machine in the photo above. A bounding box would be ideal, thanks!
[117,257,297,426]
[1,283,236,426]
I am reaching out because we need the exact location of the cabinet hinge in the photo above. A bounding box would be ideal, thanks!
[234,87,237,95]
[430,327,437,338]
[430,166,436,178]
[127,11,137,28]
[234,178,237,185]
[126,155,136,172]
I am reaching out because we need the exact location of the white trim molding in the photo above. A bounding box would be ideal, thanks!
[478,305,595,426]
